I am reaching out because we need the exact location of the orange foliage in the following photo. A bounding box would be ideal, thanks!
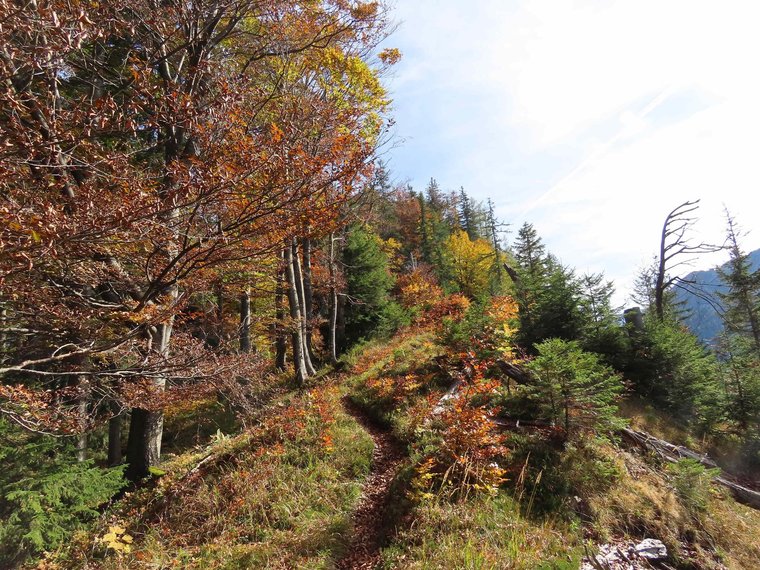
[427,293,471,322]
[397,268,444,310]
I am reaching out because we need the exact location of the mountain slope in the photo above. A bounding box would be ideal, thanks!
[676,249,760,343]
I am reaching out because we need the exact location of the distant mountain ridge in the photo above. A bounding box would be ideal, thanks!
[676,248,760,343]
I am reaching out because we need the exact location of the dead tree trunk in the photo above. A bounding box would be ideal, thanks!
[621,427,760,510]
[655,200,722,319]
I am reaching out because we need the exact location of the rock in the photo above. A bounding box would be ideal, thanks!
[635,538,667,560]
[580,538,667,569]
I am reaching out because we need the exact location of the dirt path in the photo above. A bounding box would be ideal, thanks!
[337,398,406,570]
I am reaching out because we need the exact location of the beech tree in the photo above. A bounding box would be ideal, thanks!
[446,230,494,299]
[0,0,396,478]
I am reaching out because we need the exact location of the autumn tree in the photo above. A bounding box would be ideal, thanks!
[446,230,494,299]
[0,0,396,479]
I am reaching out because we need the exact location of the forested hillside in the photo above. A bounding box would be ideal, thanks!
[2,2,760,569]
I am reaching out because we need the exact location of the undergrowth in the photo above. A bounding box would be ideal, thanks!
[33,298,760,570]
[49,383,373,569]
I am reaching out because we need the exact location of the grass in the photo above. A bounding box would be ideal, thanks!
[343,327,447,442]
[39,324,760,570]
[587,446,760,569]
[53,382,373,569]
[345,325,583,570]
[619,396,706,450]
[379,494,581,570]
[345,324,760,570]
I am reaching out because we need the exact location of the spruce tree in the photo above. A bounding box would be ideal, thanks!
[457,187,477,240]
[513,222,546,278]
[526,339,623,441]
[716,212,760,353]
[341,224,397,344]
[511,224,582,349]
[578,273,627,360]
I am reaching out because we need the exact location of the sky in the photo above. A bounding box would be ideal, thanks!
[379,0,760,306]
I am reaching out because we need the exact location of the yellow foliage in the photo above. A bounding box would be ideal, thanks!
[446,230,495,298]
[398,269,443,309]
[100,524,133,554]
[486,296,520,358]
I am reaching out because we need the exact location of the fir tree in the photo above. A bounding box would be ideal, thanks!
[717,211,760,353]
[342,224,401,343]
[457,187,478,241]
[526,339,623,441]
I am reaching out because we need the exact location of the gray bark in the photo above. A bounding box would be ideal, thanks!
[76,375,89,463]
[292,239,316,376]
[0,304,7,365]
[275,259,287,371]
[126,320,173,480]
[301,236,317,365]
[327,232,339,365]
[621,427,760,510]
[285,244,308,386]
[239,287,251,353]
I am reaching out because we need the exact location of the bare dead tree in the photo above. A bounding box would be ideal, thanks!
[654,200,724,320]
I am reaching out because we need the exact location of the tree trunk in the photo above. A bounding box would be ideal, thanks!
[76,375,89,463]
[327,232,339,365]
[275,259,288,371]
[126,321,173,480]
[108,402,123,466]
[126,408,163,479]
[292,239,316,376]
[215,279,224,345]
[336,289,346,353]
[621,427,760,510]
[0,303,7,365]
[301,236,317,365]
[285,244,308,386]
[239,287,251,353]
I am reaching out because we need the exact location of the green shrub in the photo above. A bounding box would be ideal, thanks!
[0,421,126,565]
[666,458,720,515]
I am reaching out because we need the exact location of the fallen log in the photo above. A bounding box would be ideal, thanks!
[493,417,554,430]
[620,428,718,468]
[621,427,760,510]
[495,359,531,385]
